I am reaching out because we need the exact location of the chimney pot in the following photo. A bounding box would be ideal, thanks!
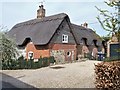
[37,4,45,19]
[83,22,88,28]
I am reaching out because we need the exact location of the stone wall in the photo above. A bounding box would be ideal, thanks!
[50,50,65,64]
[49,44,76,63]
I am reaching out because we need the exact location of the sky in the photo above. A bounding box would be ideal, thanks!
[0,0,115,36]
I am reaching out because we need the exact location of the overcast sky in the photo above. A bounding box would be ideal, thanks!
[0,0,115,36]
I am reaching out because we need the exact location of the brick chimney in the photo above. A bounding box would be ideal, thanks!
[37,4,45,19]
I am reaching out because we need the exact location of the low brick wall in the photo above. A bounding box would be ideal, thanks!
[95,61,120,89]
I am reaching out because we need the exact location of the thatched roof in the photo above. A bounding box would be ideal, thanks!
[8,13,102,46]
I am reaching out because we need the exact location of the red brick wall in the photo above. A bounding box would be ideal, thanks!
[49,44,75,50]
[26,42,50,59]
[49,44,77,61]
[25,42,76,61]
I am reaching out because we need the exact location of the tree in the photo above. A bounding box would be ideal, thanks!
[101,36,110,42]
[96,0,120,40]
[0,26,18,69]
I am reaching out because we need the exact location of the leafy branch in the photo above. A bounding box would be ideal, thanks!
[95,1,119,37]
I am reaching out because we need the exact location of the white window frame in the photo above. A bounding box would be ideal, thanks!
[67,51,71,57]
[62,34,68,43]
[28,51,34,59]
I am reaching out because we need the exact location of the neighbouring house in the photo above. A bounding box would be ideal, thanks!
[8,4,105,63]
[71,24,105,59]
[107,34,120,58]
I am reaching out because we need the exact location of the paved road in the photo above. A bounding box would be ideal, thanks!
[2,60,101,88]
[1,72,38,89]
[0,73,20,89]
[2,81,20,88]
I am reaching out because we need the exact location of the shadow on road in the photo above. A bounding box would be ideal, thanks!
[50,66,65,69]
[1,72,39,90]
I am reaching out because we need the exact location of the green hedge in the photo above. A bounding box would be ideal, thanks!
[2,56,55,70]
[103,56,120,62]
[84,53,93,59]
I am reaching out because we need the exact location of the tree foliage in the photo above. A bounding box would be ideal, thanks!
[101,36,111,42]
[0,27,18,69]
[96,0,120,39]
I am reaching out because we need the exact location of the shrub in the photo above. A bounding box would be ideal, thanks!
[33,62,39,69]
[2,60,7,70]
[49,56,55,63]
[38,58,43,68]
[2,59,18,70]
[10,59,18,70]
[42,57,49,67]
[27,59,34,69]
[103,56,120,62]
[84,53,93,59]
[2,56,55,70]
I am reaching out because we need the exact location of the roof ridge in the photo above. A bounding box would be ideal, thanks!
[72,24,97,33]
[13,13,67,28]
[71,23,91,30]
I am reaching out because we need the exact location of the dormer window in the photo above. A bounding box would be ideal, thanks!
[92,40,98,47]
[80,38,87,45]
[62,34,68,43]
[80,39,83,45]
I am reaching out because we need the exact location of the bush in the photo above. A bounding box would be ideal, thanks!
[2,56,55,70]
[17,55,25,69]
[84,53,92,59]
[38,58,43,68]
[10,59,18,70]
[2,60,7,70]
[103,56,120,62]
[42,57,49,67]
[49,56,55,63]
[2,59,18,70]
[27,59,31,69]
[33,62,39,69]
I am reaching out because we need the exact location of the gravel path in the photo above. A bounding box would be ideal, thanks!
[2,60,101,88]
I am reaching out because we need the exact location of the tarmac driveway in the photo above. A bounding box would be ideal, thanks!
[2,60,101,88]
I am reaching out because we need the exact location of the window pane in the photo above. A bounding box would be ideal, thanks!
[62,34,68,43]
[28,51,34,59]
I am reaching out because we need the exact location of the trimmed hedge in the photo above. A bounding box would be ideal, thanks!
[2,56,55,70]
[103,56,120,62]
